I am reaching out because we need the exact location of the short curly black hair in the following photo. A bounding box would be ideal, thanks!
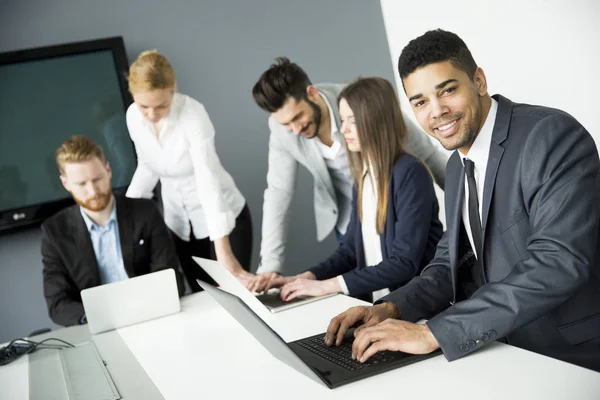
[398,29,478,83]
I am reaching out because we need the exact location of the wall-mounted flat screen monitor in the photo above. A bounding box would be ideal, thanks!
[0,36,136,232]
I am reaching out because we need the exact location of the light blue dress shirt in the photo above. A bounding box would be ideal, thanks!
[80,202,129,284]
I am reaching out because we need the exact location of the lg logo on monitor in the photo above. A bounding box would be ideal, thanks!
[12,213,26,221]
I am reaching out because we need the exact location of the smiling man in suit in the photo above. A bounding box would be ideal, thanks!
[41,136,184,326]
[325,29,600,372]
[250,58,448,289]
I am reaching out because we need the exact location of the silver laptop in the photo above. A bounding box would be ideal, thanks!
[192,257,335,313]
[81,268,181,335]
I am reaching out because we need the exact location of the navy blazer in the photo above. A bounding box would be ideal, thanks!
[309,153,443,300]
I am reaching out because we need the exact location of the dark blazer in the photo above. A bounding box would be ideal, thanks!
[309,153,443,301]
[41,195,184,326]
[383,95,600,372]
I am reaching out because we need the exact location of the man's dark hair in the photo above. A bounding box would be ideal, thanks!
[252,57,312,113]
[398,29,478,82]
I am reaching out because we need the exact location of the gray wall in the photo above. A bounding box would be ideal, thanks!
[0,0,397,343]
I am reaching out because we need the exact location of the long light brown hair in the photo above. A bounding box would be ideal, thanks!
[338,77,407,234]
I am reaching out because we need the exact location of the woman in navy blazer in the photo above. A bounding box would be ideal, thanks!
[260,77,443,302]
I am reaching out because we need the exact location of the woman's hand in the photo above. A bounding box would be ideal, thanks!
[246,272,281,293]
[213,236,254,287]
[279,276,341,301]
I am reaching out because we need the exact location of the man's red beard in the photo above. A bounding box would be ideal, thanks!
[73,188,112,212]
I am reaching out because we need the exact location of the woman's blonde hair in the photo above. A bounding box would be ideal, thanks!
[128,49,176,94]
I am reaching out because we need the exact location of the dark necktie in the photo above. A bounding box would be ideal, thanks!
[464,159,485,287]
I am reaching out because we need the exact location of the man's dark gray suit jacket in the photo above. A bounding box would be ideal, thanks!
[41,195,184,326]
[382,94,600,372]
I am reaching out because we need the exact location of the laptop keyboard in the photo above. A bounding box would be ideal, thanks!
[257,291,308,308]
[297,334,401,371]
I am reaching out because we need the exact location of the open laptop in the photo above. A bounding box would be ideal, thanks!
[197,279,441,389]
[81,268,181,335]
[192,257,335,313]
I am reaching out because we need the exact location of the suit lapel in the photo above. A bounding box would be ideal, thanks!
[323,87,342,130]
[445,156,465,304]
[115,196,135,277]
[481,144,504,235]
[302,138,337,200]
[71,207,101,285]
[481,95,511,240]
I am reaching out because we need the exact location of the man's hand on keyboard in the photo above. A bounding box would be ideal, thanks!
[352,319,440,363]
[325,302,400,347]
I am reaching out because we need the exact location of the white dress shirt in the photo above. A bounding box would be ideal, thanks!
[126,93,245,241]
[459,98,498,259]
[315,91,353,234]
[337,167,390,301]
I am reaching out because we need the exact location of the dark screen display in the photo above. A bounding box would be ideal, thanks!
[0,50,136,213]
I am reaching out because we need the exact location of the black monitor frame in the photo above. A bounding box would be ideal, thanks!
[0,36,133,233]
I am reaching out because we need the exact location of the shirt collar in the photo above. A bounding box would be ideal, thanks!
[141,92,181,130]
[459,98,498,167]
[80,198,117,232]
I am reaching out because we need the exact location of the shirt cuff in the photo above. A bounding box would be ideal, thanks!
[256,259,282,274]
[206,211,236,240]
[337,275,350,295]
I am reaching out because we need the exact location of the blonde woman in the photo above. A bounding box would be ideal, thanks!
[125,50,252,292]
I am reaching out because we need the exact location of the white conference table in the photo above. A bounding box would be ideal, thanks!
[2,292,600,399]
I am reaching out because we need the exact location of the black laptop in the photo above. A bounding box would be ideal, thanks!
[197,280,441,389]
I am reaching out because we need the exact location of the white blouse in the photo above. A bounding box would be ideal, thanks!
[360,169,390,302]
[337,167,390,301]
[125,93,245,242]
